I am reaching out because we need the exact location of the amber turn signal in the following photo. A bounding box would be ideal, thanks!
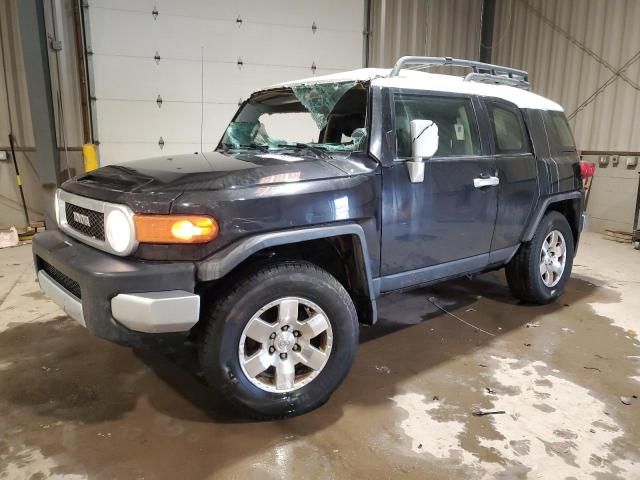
[133,215,218,244]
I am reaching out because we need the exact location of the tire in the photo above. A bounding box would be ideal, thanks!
[506,211,575,304]
[198,261,358,419]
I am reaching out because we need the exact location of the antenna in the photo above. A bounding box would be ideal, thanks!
[200,46,204,153]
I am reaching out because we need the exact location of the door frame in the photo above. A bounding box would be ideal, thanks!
[374,87,500,293]
[480,96,540,260]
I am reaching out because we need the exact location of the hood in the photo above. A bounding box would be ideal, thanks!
[61,150,355,211]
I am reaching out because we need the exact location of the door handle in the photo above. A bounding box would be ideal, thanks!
[473,176,500,188]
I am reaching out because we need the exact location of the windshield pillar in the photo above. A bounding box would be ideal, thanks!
[368,85,394,166]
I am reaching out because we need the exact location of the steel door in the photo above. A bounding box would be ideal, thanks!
[380,92,498,279]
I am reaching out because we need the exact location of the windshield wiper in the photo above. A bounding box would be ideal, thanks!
[222,142,268,152]
[276,143,330,159]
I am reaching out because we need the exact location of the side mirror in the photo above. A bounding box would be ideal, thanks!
[407,120,438,183]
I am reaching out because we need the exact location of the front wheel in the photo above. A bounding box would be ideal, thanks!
[506,211,575,304]
[199,261,358,419]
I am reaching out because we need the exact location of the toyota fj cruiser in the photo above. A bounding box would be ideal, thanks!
[33,57,588,418]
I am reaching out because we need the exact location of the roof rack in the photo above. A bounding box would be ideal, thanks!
[389,56,530,90]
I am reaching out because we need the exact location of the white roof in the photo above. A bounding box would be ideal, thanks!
[273,67,563,112]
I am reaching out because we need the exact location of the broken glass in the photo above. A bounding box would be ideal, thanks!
[291,81,358,130]
[220,81,367,154]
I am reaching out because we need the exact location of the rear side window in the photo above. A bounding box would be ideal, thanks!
[393,93,481,158]
[487,103,530,154]
[547,111,576,151]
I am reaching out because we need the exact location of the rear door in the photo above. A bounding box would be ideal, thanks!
[541,110,581,193]
[380,90,498,283]
[482,99,538,261]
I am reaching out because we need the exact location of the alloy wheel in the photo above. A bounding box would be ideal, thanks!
[539,230,566,287]
[238,297,333,393]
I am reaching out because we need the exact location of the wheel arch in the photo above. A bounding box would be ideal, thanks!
[522,192,582,246]
[196,225,378,324]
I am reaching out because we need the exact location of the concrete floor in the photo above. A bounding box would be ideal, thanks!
[0,232,638,479]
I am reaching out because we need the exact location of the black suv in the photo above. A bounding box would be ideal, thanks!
[33,57,588,418]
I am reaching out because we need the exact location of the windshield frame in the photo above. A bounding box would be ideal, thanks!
[216,82,372,158]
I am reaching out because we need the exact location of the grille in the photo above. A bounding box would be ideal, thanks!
[65,203,105,240]
[40,259,82,299]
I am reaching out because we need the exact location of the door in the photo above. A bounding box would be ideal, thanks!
[379,91,498,289]
[482,99,538,260]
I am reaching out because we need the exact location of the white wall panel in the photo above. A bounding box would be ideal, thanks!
[86,0,365,164]
[91,0,363,31]
[94,55,349,104]
[95,100,239,144]
[97,142,217,166]
[582,155,639,234]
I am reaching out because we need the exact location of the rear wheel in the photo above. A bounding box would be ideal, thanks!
[506,211,574,304]
[199,261,358,419]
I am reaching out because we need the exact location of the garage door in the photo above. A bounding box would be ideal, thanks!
[86,0,365,165]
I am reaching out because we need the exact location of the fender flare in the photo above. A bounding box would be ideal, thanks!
[522,191,583,242]
[196,224,378,323]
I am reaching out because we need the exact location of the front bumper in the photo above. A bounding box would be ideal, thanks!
[33,229,199,346]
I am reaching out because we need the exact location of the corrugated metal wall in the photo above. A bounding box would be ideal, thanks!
[0,0,84,229]
[368,0,483,68]
[0,0,41,229]
[491,0,640,152]
[491,0,640,233]
[369,0,640,152]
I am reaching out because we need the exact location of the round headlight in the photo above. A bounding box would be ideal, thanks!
[105,209,133,253]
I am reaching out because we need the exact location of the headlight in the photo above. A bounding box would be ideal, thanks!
[105,209,135,253]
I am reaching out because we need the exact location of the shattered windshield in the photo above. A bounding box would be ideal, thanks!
[220,81,368,155]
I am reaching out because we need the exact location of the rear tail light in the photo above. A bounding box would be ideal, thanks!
[580,161,595,179]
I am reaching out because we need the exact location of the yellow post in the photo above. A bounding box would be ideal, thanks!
[82,144,99,172]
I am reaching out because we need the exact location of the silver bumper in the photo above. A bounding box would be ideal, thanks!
[580,212,591,232]
[38,270,86,326]
[111,291,200,333]
[38,270,199,334]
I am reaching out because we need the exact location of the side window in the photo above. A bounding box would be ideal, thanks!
[393,93,480,158]
[487,103,531,154]
[546,111,576,152]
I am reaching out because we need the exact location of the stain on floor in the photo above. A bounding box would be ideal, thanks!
[0,233,638,479]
